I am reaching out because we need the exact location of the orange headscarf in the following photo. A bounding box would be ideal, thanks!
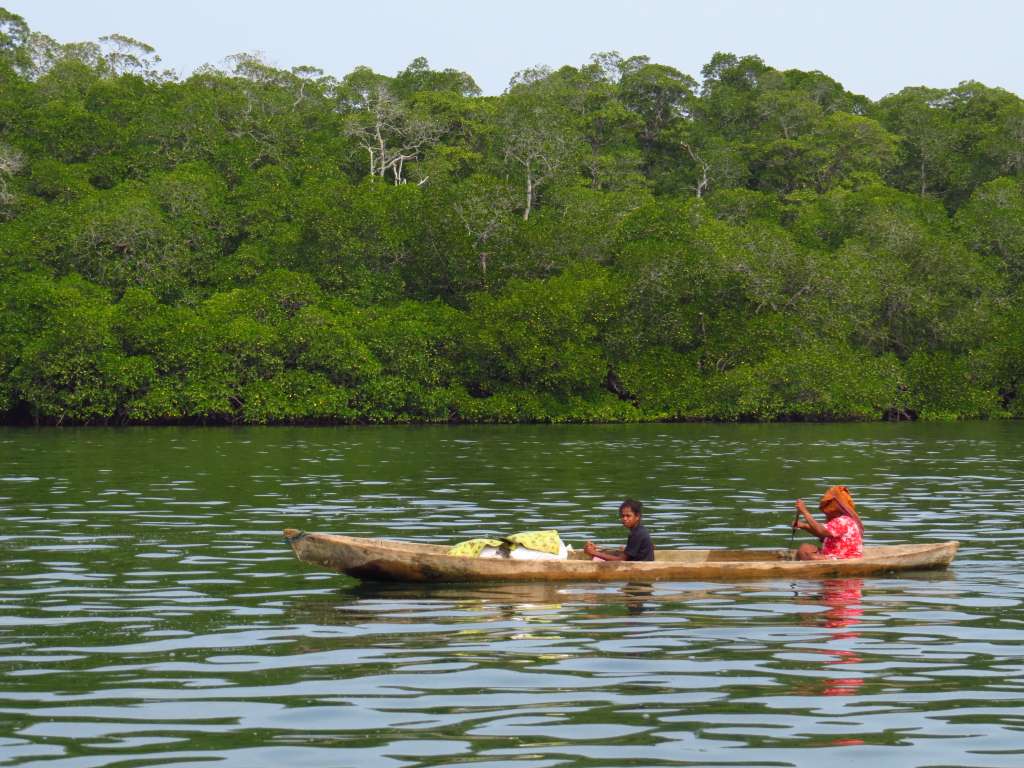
[822,485,863,534]
[820,485,856,518]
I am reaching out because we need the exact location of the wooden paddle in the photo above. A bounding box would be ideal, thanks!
[787,503,802,558]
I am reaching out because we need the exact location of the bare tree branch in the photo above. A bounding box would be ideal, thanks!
[345,86,443,184]
[0,143,25,211]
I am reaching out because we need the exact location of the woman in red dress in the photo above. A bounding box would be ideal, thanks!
[793,485,864,560]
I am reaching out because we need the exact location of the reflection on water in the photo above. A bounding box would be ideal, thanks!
[1,422,1024,767]
[621,582,655,615]
[798,578,865,700]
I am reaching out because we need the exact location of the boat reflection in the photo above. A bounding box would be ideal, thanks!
[281,580,726,628]
[348,579,665,615]
[798,578,865,702]
[620,582,655,615]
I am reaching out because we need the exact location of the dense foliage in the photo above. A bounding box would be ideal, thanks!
[2,9,1023,424]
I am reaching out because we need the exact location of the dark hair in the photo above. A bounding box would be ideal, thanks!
[619,498,643,517]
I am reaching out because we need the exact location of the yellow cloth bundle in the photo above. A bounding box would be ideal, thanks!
[447,538,504,557]
[447,530,564,557]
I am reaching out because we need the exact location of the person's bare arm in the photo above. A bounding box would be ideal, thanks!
[794,499,829,539]
[584,541,627,561]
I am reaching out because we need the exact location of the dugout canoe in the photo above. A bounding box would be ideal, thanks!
[281,529,959,583]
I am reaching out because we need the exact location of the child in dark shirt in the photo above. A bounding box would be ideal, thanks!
[584,498,655,561]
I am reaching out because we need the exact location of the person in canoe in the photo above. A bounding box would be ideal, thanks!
[792,485,864,560]
[584,498,655,561]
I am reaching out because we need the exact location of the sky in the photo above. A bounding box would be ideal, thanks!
[7,0,1024,100]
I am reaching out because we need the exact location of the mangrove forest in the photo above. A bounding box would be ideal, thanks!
[2,8,1024,425]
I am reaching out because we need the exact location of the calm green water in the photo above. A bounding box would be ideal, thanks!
[2,422,1023,768]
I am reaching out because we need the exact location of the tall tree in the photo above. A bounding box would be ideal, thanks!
[498,69,580,220]
[0,7,30,74]
[875,87,964,198]
[392,56,480,99]
[343,76,444,184]
[698,52,768,138]
[0,141,24,215]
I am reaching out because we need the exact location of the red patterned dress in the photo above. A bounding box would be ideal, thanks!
[821,515,863,559]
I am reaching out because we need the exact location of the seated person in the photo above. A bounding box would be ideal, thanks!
[793,485,864,561]
[584,498,655,561]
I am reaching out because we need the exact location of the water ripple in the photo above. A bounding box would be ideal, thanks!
[1,423,1023,767]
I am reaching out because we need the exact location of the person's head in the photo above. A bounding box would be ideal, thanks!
[619,498,643,529]
[819,486,855,520]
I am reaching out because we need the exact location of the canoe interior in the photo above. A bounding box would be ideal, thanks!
[288,534,798,562]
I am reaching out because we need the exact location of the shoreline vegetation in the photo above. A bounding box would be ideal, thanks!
[1,10,1023,426]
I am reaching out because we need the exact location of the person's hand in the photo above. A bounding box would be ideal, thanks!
[793,499,809,528]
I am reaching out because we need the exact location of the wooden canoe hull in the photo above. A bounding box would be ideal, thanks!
[282,529,959,583]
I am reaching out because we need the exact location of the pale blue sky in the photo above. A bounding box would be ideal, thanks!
[7,0,1024,99]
